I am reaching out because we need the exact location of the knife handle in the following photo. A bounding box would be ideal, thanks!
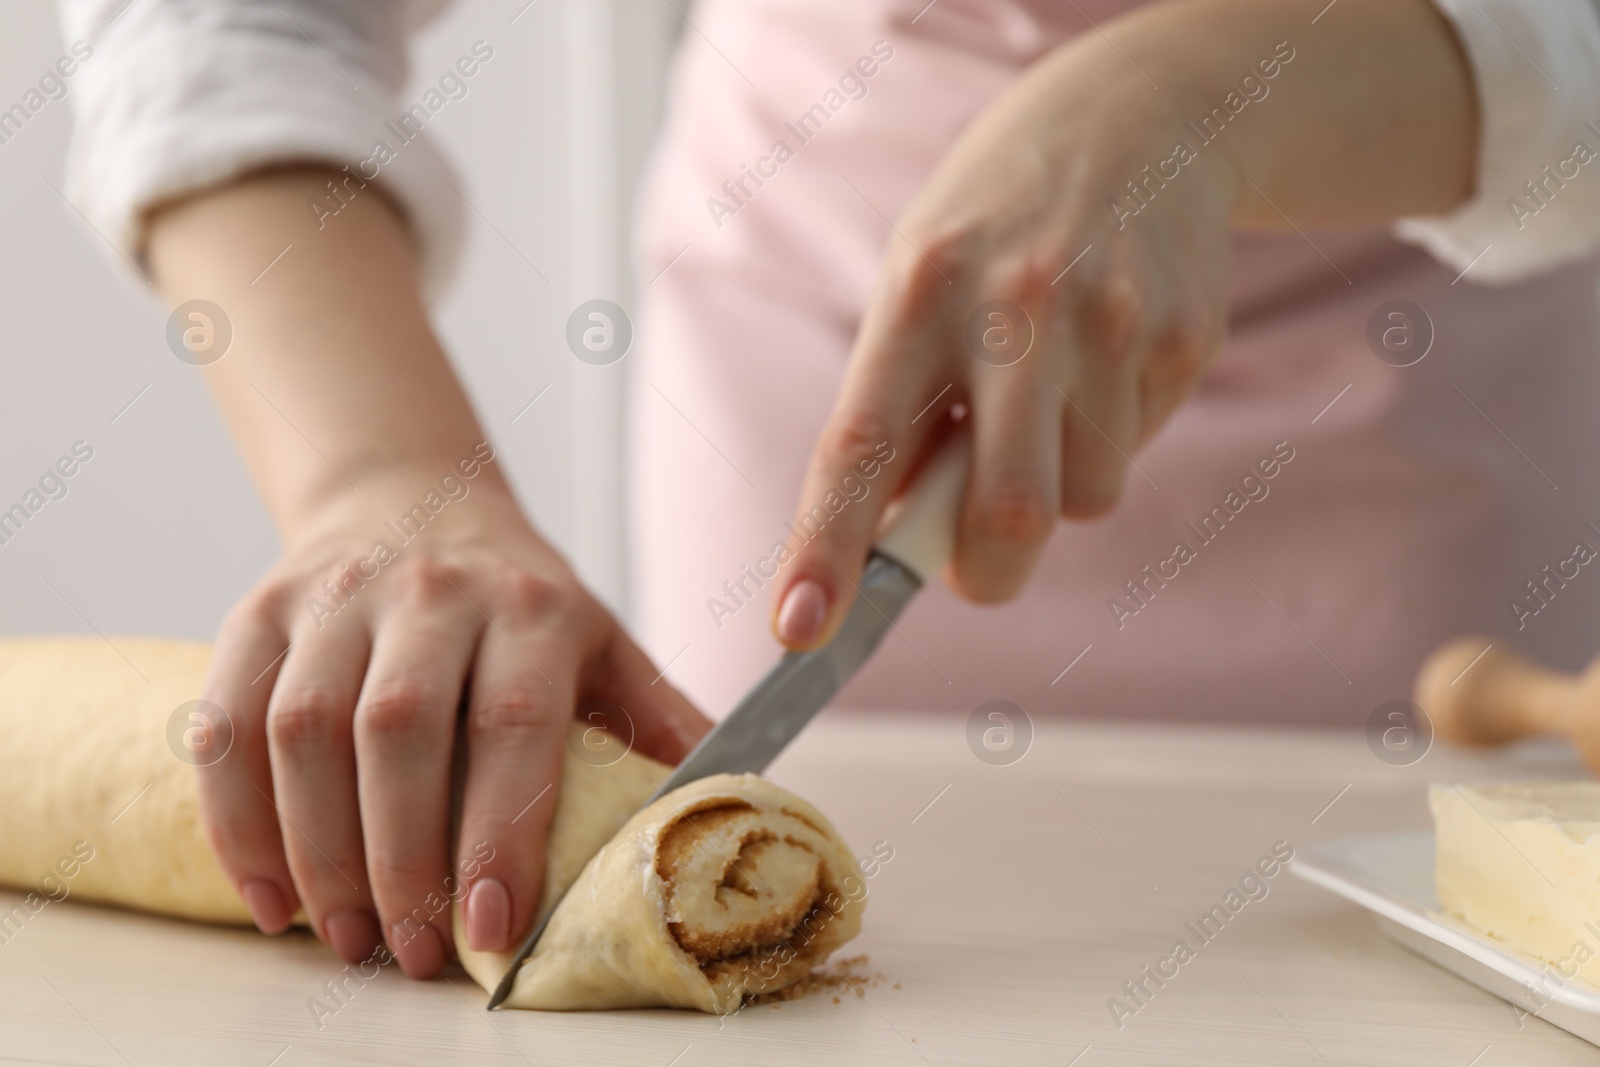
[874,433,971,582]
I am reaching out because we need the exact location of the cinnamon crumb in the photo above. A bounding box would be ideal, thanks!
[745,954,886,1005]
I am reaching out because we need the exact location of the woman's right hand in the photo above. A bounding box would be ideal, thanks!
[142,168,709,978]
[197,459,710,977]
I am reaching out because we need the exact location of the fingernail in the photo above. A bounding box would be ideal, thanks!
[465,878,512,953]
[324,908,380,964]
[776,578,829,646]
[388,920,446,979]
[240,879,292,935]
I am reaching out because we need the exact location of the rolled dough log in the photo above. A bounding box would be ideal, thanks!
[0,637,864,1012]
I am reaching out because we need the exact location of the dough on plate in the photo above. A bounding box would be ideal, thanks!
[1432,782,1600,986]
[0,637,864,1012]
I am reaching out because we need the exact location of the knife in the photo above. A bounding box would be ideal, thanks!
[485,433,969,1009]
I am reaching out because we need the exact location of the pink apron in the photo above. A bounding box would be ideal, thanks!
[629,0,1600,725]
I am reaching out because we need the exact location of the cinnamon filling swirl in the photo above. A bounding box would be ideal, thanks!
[656,800,848,982]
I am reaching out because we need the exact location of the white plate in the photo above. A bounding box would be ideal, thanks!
[1293,831,1600,1047]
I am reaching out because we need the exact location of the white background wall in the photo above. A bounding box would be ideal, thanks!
[0,0,675,639]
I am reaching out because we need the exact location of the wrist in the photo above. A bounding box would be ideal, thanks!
[1105,0,1475,227]
[278,443,521,550]
[1097,2,1289,201]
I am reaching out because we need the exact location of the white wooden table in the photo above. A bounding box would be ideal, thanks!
[2,711,1593,1066]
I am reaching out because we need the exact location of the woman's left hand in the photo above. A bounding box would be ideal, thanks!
[770,0,1476,649]
[772,21,1236,646]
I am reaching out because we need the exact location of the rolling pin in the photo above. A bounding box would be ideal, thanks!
[1414,636,1600,769]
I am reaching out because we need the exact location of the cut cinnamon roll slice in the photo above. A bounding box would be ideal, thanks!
[460,773,867,1013]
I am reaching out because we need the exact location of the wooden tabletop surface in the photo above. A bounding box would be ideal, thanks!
[2,710,1595,1066]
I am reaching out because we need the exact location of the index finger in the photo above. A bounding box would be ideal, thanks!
[455,619,575,954]
[772,252,953,650]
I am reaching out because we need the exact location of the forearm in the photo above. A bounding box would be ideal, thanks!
[1108,0,1478,228]
[146,168,508,541]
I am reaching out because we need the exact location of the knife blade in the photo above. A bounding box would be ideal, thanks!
[648,548,922,796]
[485,434,968,1009]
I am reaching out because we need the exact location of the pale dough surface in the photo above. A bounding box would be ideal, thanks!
[0,637,862,1012]
[0,637,241,922]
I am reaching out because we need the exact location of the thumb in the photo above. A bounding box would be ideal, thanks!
[598,628,713,765]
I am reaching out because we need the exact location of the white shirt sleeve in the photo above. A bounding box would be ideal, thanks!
[1397,0,1600,284]
[57,0,465,300]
